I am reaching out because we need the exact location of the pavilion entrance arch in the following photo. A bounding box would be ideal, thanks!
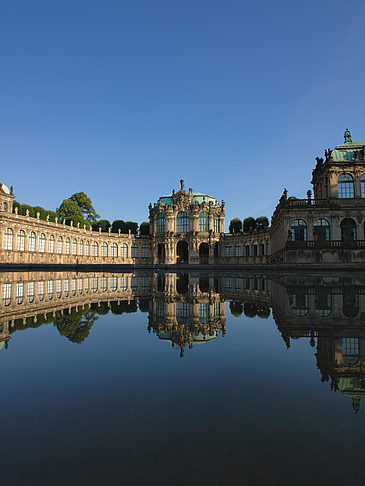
[176,240,189,263]
[157,243,166,264]
[199,242,209,264]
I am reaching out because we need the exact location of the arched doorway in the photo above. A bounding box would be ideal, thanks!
[214,242,219,262]
[199,242,209,264]
[341,218,357,241]
[176,240,188,263]
[176,274,188,294]
[157,243,165,264]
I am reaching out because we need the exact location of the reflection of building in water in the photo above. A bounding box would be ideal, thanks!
[271,275,365,411]
[148,273,226,357]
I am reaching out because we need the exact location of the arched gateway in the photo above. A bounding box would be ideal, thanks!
[177,240,188,263]
[199,242,209,264]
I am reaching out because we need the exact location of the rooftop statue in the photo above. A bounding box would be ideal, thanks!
[180,179,184,191]
[344,128,352,143]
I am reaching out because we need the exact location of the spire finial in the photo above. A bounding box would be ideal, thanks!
[180,179,184,191]
[344,128,352,143]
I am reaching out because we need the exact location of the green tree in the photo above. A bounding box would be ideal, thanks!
[244,302,258,318]
[140,222,150,235]
[111,220,125,233]
[18,204,35,217]
[243,217,257,233]
[33,206,47,220]
[70,192,99,223]
[54,307,99,344]
[57,199,85,226]
[12,201,20,213]
[229,218,242,234]
[92,219,111,232]
[255,216,269,231]
[124,221,138,234]
[230,301,243,317]
[46,210,58,222]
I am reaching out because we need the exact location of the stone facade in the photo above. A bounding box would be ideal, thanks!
[2,129,365,266]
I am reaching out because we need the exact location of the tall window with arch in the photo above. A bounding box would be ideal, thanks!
[72,239,77,256]
[39,233,46,252]
[57,237,63,254]
[65,237,70,255]
[141,244,149,258]
[4,228,13,250]
[85,240,90,256]
[79,240,84,256]
[101,242,108,257]
[342,338,359,365]
[2,283,11,306]
[314,219,330,241]
[131,243,138,258]
[338,173,354,198]
[48,235,55,253]
[17,230,25,251]
[176,211,188,232]
[121,243,128,258]
[199,212,209,232]
[92,241,98,256]
[213,214,220,233]
[156,213,165,233]
[341,218,357,241]
[111,243,118,258]
[28,232,36,252]
[3,202,8,211]
[290,219,307,241]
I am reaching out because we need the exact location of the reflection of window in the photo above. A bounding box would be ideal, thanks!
[78,278,83,294]
[84,278,89,293]
[214,302,220,319]
[27,281,34,303]
[15,282,23,304]
[343,291,359,318]
[315,293,332,317]
[120,276,128,291]
[342,338,359,365]
[235,278,242,290]
[292,294,309,316]
[361,174,365,198]
[156,301,165,317]
[101,277,107,291]
[64,279,69,297]
[131,276,138,290]
[38,281,44,301]
[176,302,189,323]
[199,303,209,324]
[141,276,149,290]
[91,277,98,293]
[56,279,62,298]
[110,277,117,291]
[2,283,11,306]
[47,280,53,300]
[71,278,76,295]
[225,277,232,290]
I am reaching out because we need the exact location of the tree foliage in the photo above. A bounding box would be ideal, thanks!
[54,307,99,344]
[70,192,99,223]
[255,216,269,231]
[91,219,111,232]
[111,220,138,234]
[230,301,243,317]
[243,217,257,233]
[140,222,150,235]
[57,199,85,226]
[229,218,242,234]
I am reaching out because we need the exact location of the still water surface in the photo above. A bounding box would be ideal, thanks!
[1,271,364,485]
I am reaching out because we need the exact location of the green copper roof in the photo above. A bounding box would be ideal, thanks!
[158,192,217,205]
[0,183,10,195]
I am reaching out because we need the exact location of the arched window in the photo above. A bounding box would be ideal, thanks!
[110,276,117,291]
[131,243,138,258]
[65,237,70,255]
[3,202,8,211]
[120,275,128,290]
[57,237,63,254]
[56,279,62,298]
[17,230,25,251]
[199,212,209,232]
[177,211,188,232]
[341,218,357,241]
[91,277,98,293]
[4,228,13,250]
[121,243,128,258]
[234,243,241,256]
[72,239,77,256]
[64,279,69,297]
[15,282,23,304]
[2,283,11,306]
[156,213,165,233]
[361,174,365,198]
[292,294,309,316]
[38,281,44,301]
[141,244,149,258]
[27,281,34,303]
[101,242,108,257]
[78,278,82,294]
[47,280,53,300]
[85,241,90,256]
[290,219,307,241]
[92,241,98,256]
[244,244,249,257]
[39,233,46,252]
[111,243,118,258]
[101,277,107,291]
[314,219,330,241]
[214,214,220,233]
[48,235,55,253]
[338,173,354,198]
[266,241,270,256]
[79,240,84,256]
[71,278,76,296]
[259,241,265,256]
[28,231,36,252]
[342,338,359,365]
[252,243,258,256]
[225,245,232,257]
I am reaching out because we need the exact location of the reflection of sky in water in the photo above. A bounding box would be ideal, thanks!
[1,273,365,485]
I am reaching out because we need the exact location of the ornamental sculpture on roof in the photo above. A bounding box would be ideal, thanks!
[344,128,352,143]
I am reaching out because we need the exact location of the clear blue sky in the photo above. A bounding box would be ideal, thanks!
[1,0,365,228]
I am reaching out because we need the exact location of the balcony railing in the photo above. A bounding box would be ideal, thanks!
[285,240,365,250]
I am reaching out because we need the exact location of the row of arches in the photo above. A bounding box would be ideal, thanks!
[224,241,270,258]
[3,228,150,258]
[290,218,358,241]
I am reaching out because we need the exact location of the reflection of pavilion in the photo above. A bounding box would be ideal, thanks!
[147,273,226,357]
[271,275,365,412]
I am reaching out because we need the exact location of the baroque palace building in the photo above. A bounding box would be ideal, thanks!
[1,128,365,266]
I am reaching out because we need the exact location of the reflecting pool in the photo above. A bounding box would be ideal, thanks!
[1,271,365,485]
